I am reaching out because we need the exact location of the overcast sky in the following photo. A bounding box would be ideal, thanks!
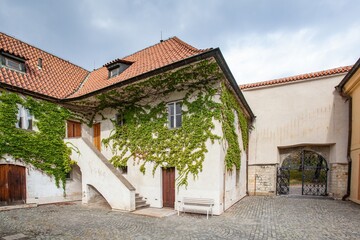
[1,0,359,84]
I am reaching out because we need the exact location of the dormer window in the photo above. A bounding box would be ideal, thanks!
[0,52,26,73]
[104,59,133,79]
[110,67,121,78]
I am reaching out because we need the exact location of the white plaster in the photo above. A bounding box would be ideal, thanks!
[243,75,349,166]
[0,156,82,205]
[66,138,136,211]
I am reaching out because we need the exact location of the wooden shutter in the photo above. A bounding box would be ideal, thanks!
[67,121,81,138]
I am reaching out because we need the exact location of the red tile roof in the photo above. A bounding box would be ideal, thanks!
[240,66,353,90]
[68,37,208,98]
[0,32,89,99]
[0,33,209,100]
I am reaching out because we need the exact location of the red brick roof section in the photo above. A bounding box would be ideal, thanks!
[240,66,353,90]
[68,37,208,98]
[0,32,89,99]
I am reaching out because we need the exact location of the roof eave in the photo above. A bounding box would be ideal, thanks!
[337,57,360,93]
[62,48,255,121]
[0,82,60,102]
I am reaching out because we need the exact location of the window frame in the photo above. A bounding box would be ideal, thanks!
[0,52,26,73]
[168,101,182,129]
[16,105,33,131]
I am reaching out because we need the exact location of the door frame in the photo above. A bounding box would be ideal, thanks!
[162,167,175,208]
[0,164,26,206]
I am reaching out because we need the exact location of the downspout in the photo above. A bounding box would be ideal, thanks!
[342,97,352,200]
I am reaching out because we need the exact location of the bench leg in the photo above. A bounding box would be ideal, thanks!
[206,209,209,219]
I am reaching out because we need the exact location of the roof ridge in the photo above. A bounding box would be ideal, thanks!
[0,31,90,73]
[240,65,353,90]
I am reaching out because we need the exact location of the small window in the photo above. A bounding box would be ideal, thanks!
[67,121,81,138]
[110,67,120,78]
[115,114,125,126]
[16,105,33,130]
[118,166,128,174]
[168,102,182,129]
[1,53,26,72]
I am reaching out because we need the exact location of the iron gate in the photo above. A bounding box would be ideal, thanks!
[277,150,328,196]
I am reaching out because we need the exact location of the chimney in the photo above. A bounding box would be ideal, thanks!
[38,58,43,69]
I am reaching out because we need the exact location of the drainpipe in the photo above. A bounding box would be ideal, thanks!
[342,97,352,200]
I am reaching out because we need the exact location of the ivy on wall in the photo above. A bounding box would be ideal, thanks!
[0,91,73,190]
[101,60,249,187]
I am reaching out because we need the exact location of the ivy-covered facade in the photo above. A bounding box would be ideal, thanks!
[0,32,254,214]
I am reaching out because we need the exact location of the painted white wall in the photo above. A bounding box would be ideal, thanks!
[243,74,349,166]
[0,155,82,205]
[67,138,136,211]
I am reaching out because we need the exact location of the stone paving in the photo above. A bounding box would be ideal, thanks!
[1,196,360,240]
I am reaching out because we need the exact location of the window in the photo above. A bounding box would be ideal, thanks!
[16,105,33,130]
[118,166,128,174]
[105,60,132,79]
[110,67,120,78]
[115,114,125,126]
[168,102,182,129]
[67,121,81,138]
[0,53,26,72]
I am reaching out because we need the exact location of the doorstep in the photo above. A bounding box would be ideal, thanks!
[0,203,37,212]
[132,207,177,218]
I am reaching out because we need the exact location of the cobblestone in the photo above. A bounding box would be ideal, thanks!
[1,196,360,239]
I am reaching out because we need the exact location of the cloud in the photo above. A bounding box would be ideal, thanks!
[224,25,360,84]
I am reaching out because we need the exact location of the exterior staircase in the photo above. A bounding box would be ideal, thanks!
[135,193,150,210]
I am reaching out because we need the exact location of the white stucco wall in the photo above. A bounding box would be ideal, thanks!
[84,84,248,215]
[67,138,136,211]
[0,156,82,205]
[243,74,349,166]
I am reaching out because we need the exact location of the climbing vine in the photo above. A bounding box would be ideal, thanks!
[0,91,73,190]
[220,83,248,169]
[101,60,249,187]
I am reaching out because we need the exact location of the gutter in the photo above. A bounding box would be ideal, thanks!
[335,84,353,201]
[0,82,60,103]
[342,97,352,201]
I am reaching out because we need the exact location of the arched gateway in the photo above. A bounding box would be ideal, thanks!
[277,150,329,196]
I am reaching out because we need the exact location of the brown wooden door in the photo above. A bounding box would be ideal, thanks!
[162,167,175,208]
[67,121,81,138]
[0,165,26,206]
[93,123,101,151]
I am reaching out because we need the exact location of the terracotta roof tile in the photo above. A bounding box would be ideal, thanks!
[0,32,89,99]
[68,37,208,98]
[240,66,353,90]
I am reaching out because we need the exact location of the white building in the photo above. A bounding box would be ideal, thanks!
[0,32,253,215]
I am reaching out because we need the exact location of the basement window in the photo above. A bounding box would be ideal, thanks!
[0,52,26,73]
[118,166,128,174]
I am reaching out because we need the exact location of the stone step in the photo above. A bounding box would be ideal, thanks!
[135,193,149,210]
[135,203,150,210]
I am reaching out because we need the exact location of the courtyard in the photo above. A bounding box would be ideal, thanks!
[0,196,359,240]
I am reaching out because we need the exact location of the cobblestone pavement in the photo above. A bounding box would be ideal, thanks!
[1,196,360,240]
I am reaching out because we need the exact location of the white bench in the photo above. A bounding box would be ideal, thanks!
[177,197,214,219]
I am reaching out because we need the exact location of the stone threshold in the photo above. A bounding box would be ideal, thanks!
[0,203,37,212]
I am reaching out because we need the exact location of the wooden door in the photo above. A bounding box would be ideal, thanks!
[162,167,175,208]
[0,165,9,205]
[67,121,81,138]
[93,123,101,151]
[0,165,26,206]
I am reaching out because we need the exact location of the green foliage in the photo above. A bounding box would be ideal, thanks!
[220,84,248,169]
[0,91,73,190]
[102,60,249,187]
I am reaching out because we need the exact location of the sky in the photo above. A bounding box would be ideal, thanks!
[0,0,359,84]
